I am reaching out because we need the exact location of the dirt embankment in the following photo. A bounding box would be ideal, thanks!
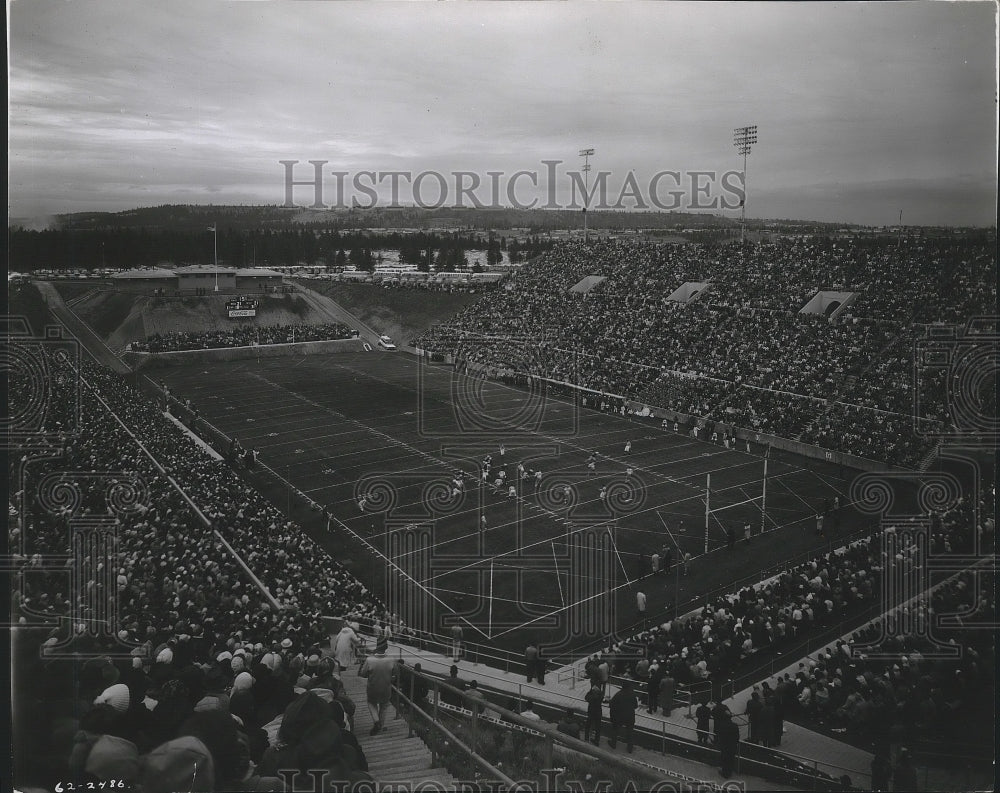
[71,291,340,349]
[295,281,482,347]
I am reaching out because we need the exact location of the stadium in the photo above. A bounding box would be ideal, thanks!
[8,219,996,792]
[6,3,997,793]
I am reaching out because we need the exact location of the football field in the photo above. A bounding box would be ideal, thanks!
[155,350,869,659]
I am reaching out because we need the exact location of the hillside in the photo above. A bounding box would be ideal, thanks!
[295,281,482,347]
[70,290,340,350]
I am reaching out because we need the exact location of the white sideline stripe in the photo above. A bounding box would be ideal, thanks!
[163,411,224,460]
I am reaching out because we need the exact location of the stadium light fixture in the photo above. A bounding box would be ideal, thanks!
[206,223,220,291]
[579,148,595,242]
[733,125,758,244]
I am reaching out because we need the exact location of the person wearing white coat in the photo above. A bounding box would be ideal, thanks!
[334,624,362,671]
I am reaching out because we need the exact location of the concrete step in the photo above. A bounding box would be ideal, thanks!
[338,668,458,789]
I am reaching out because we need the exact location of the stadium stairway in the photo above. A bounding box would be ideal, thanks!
[354,642,801,791]
[337,666,459,788]
[34,280,133,374]
[290,283,385,348]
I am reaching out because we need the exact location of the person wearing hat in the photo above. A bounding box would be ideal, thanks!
[82,734,141,785]
[230,672,257,728]
[139,736,215,793]
[359,637,395,735]
[179,709,283,792]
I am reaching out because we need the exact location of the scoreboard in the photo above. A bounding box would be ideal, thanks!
[226,297,259,318]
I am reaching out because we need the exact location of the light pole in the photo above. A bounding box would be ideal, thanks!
[733,126,757,243]
[207,223,219,291]
[579,148,594,241]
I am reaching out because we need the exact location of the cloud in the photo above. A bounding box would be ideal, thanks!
[8,0,997,225]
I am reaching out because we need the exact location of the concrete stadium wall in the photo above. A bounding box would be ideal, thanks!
[124,337,368,369]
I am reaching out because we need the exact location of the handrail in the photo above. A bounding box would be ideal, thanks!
[409,669,866,790]
[401,673,701,790]
[392,682,516,786]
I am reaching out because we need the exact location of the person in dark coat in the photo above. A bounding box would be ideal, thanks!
[871,749,892,792]
[695,701,712,746]
[646,664,662,714]
[535,649,546,685]
[400,662,429,711]
[584,683,604,746]
[716,712,740,778]
[892,748,918,792]
[556,708,581,740]
[608,681,638,753]
[760,693,777,748]
[711,701,730,747]
[525,644,539,683]
[659,673,676,717]
[745,691,764,744]
[178,709,283,791]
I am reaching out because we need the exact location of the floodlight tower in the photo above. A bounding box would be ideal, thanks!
[579,148,595,241]
[733,125,757,243]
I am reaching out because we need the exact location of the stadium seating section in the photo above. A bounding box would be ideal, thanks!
[415,235,996,467]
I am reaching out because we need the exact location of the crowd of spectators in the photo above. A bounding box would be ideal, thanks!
[593,489,993,751]
[779,569,994,746]
[415,235,995,467]
[131,323,354,352]
[600,532,888,702]
[10,347,392,790]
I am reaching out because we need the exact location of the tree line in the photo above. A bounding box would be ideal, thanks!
[8,227,556,271]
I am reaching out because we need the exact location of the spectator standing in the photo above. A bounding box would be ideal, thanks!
[450,624,464,662]
[760,692,776,748]
[892,748,918,792]
[525,643,539,683]
[334,624,361,673]
[717,711,740,779]
[695,701,712,746]
[646,662,662,714]
[608,681,638,753]
[659,672,676,717]
[359,637,395,735]
[746,691,764,744]
[584,683,604,745]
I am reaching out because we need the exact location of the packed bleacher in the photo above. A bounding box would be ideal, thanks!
[130,322,354,352]
[414,235,996,467]
[593,490,993,750]
[9,347,389,790]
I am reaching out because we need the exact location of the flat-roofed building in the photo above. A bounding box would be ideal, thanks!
[110,267,178,293]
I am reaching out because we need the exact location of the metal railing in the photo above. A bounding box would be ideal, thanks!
[392,672,707,791]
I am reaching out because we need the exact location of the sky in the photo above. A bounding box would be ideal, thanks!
[8,0,998,226]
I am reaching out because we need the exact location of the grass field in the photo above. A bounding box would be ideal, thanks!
[156,350,885,660]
